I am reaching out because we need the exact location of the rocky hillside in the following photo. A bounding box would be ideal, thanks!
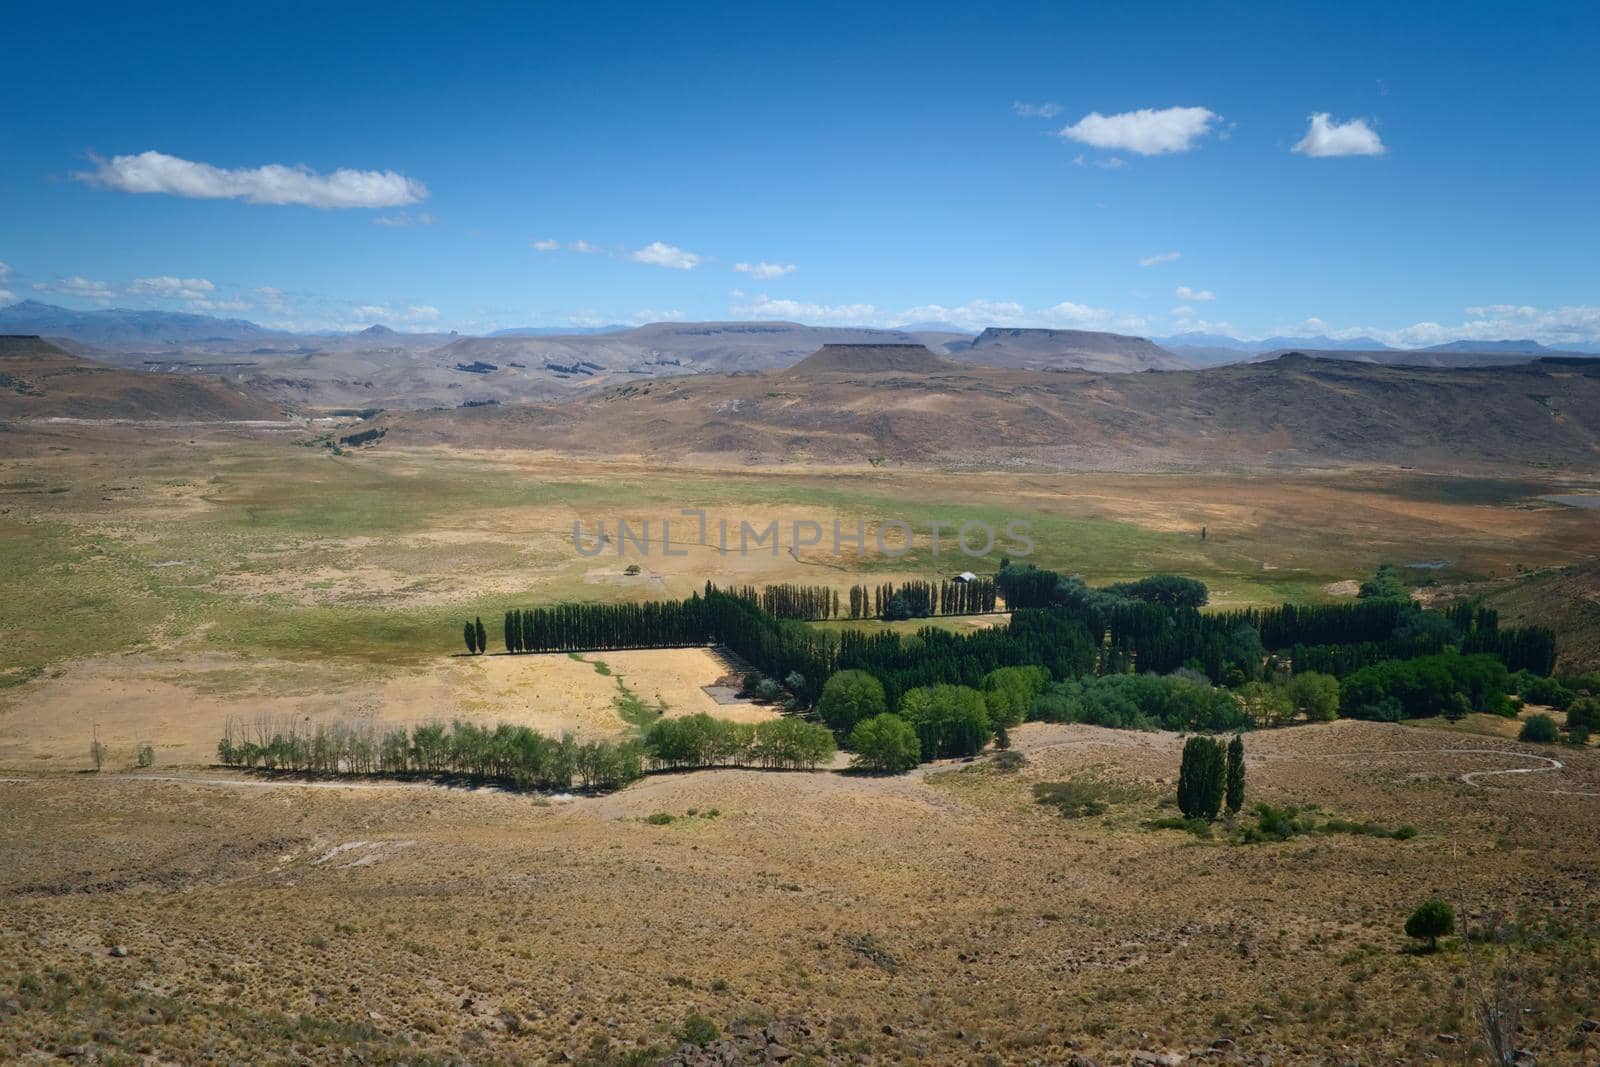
[371,351,1600,473]
[0,335,279,422]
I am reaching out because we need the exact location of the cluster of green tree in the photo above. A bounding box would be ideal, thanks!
[995,563,1554,680]
[462,617,486,654]
[818,666,1051,764]
[705,586,1096,710]
[1339,651,1514,720]
[1176,734,1246,820]
[500,598,712,653]
[641,713,835,770]
[846,578,999,620]
[1031,672,1252,732]
[217,717,641,790]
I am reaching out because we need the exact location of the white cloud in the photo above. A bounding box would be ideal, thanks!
[78,150,428,208]
[1072,154,1127,169]
[630,241,703,270]
[1012,100,1062,119]
[569,240,603,254]
[730,293,1149,334]
[1292,113,1386,157]
[531,239,560,251]
[128,276,216,302]
[0,261,12,304]
[1058,107,1220,155]
[373,211,437,226]
[1139,251,1181,268]
[34,276,115,301]
[733,261,796,279]
[1175,285,1216,302]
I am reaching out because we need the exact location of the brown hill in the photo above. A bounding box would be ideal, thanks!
[952,327,1188,372]
[783,344,965,376]
[0,335,279,422]
[373,351,1600,473]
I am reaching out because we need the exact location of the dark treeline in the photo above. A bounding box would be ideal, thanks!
[728,584,839,622]
[502,599,712,653]
[850,579,998,620]
[720,579,1000,621]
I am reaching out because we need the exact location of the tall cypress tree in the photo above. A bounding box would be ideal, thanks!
[1225,734,1245,814]
[464,620,477,656]
[1178,736,1225,820]
[475,617,487,655]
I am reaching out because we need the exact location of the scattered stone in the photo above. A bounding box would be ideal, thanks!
[1131,1052,1184,1066]
[109,945,128,958]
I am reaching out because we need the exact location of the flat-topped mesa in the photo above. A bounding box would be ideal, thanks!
[784,343,963,376]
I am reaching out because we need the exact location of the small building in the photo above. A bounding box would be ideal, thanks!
[951,571,978,584]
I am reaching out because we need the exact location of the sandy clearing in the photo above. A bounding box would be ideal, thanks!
[0,646,761,769]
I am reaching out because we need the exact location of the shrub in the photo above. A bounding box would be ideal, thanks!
[1034,780,1114,818]
[1143,815,1214,839]
[816,670,887,734]
[991,750,1027,772]
[135,743,155,769]
[1519,713,1559,743]
[677,1013,719,1046]
[1405,898,1456,951]
[645,812,674,825]
[847,713,921,774]
[1566,696,1599,733]
[1177,736,1226,820]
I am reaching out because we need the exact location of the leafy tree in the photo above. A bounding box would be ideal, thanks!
[1225,734,1245,813]
[1237,680,1293,727]
[90,739,105,772]
[980,665,1050,728]
[1287,671,1340,721]
[1405,898,1455,952]
[1519,713,1559,743]
[474,617,487,655]
[1177,736,1226,820]
[817,670,887,734]
[464,620,478,655]
[848,713,921,773]
[899,684,991,760]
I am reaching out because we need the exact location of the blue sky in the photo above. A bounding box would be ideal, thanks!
[3,1,1598,344]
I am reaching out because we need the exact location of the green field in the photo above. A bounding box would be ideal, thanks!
[2,442,1593,683]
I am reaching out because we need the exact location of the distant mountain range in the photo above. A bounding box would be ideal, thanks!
[3,300,1597,409]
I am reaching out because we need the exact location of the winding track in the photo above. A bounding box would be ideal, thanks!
[1323,747,1600,798]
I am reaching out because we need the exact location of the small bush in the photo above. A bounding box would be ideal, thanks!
[645,812,675,825]
[135,743,155,769]
[1519,713,1559,743]
[677,1013,719,1046]
[1033,779,1128,819]
[1143,815,1214,839]
[991,750,1027,772]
